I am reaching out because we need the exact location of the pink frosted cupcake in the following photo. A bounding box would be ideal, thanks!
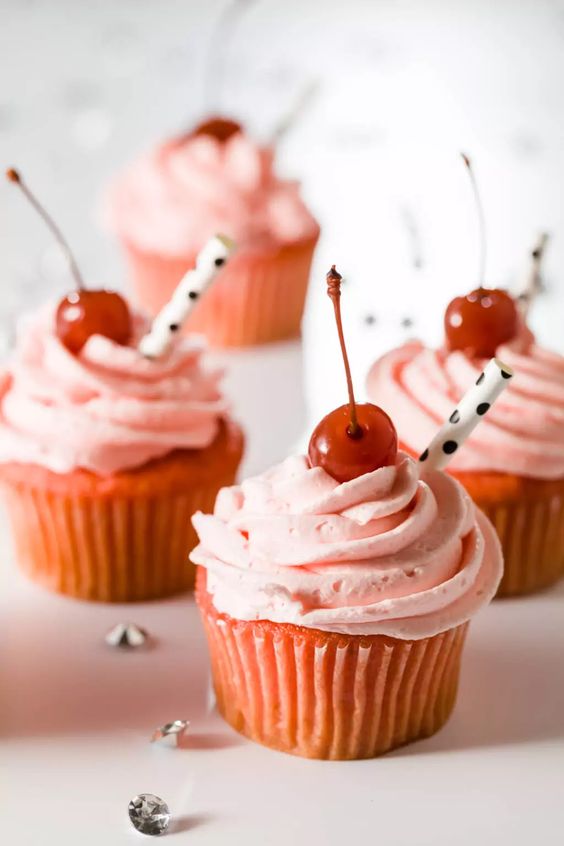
[368,159,564,597]
[191,265,503,759]
[193,450,502,759]
[105,119,320,347]
[2,170,244,601]
[367,318,564,597]
[0,303,244,601]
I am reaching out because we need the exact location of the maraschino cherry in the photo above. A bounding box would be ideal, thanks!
[191,116,242,142]
[308,266,398,483]
[444,154,519,358]
[6,168,132,355]
[445,287,518,358]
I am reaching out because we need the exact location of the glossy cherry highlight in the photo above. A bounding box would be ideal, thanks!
[56,290,132,355]
[6,168,132,355]
[307,265,398,482]
[309,403,398,484]
[444,286,518,358]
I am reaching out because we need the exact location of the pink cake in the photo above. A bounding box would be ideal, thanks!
[367,322,564,595]
[192,450,502,758]
[0,304,244,601]
[104,121,320,347]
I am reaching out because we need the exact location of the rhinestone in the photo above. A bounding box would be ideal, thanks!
[105,623,147,649]
[151,720,190,748]
[128,794,170,836]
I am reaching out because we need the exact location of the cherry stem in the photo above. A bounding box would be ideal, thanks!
[204,0,257,112]
[6,168,85,290]
[326,265,360,437]
[461,153,486,288]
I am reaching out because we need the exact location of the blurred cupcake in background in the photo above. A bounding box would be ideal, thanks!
[1,171,244,601]
[104,120,319,347]
[367,157,564,597]
[104,3,320,347]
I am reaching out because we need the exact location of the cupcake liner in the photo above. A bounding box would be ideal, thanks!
[196,573,468,760]
[454,472,564,597]
[122,234,319,348]
[1,423,243,602]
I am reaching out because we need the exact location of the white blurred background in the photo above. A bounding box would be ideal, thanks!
[1,0,563,469]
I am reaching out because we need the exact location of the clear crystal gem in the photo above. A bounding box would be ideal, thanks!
[128,794,170,836]
[105,623,147,649]
[151,720,190,748]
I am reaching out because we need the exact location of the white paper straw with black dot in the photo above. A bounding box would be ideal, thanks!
[138,234,235,358]
[418,358,514,471]
[517,232,549,318]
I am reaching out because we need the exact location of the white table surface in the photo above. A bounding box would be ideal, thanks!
[2,555,564,845]
[2,336,564,846]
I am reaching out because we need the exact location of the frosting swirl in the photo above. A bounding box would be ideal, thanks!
[366,329,564,479]
[105,132,319,257]
[191,453,502,639]
[0,305,228,475]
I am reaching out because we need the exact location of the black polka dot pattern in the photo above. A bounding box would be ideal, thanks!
[364,314,377,326]
[442,440,458,455]
[419,448,429,462]
[476,402,490,415]
[476,372,485,385]
[169,323,180,332]
[449,410,460,424]
[214,257,225,267]
[188,291,199,300]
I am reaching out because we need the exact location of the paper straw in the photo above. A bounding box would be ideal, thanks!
[518,232,549,318]
[418,358,514,471]
[138,234,235,358]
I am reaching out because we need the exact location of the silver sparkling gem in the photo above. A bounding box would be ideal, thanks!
[151,719,190,748]
[105,623,147,649]
[128,794,170,836]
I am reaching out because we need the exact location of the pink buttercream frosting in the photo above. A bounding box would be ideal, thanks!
[0,304,228,475]
[191,452,502,639]
[104,132,319,257]
[366,327,564,479]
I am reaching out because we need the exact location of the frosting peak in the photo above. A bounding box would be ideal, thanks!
[105,132,319,257]
[191,452,502,639]
[0,305,228,475]
[367,329,564,479]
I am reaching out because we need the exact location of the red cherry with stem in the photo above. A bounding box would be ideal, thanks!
[309,403,398,484]
[192,117,242,142]
[308,266,398,483]
[6,169,132,354]
[445,287,518,358]
[444,154,518,357]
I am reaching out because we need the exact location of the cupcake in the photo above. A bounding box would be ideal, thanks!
[367,330,564,598]
[368,157,564,597]
[104,119,320,348]
[2,171,244,602]
[190,266,503,759]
